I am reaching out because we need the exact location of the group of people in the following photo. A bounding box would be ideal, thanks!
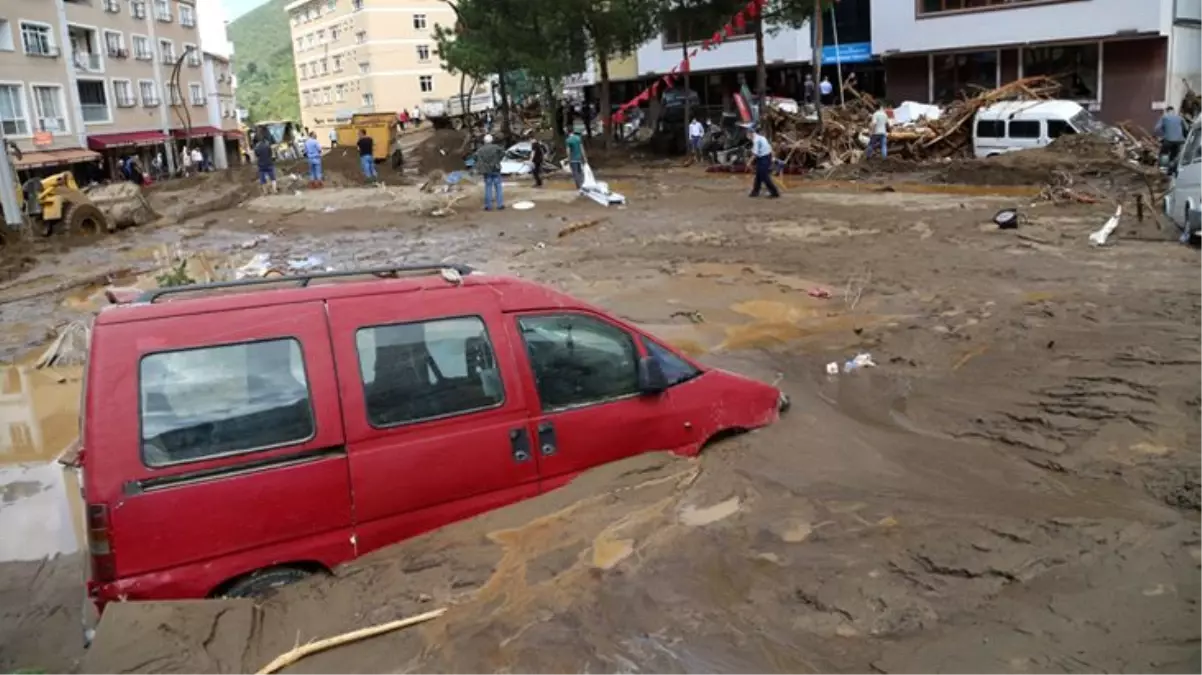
[802,74,836,106]
[397,107,423,131]
[252,127,382,194]
[472,129,589,211]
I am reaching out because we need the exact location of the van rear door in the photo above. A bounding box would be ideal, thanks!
[84,302,353,593]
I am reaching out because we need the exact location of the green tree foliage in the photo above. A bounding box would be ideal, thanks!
[228,0,300,123]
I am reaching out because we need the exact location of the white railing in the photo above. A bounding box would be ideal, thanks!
[74,51,102,72]
[81,104,108,123]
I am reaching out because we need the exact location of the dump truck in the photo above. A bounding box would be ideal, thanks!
[421,92,496,130]
[335,112,397,161]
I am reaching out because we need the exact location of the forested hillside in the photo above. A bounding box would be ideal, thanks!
[229,0,299,122]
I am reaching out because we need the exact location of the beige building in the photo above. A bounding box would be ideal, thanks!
[0,0,240,176]
[286,0,460,142]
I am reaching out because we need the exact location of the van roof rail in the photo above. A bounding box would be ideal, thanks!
[136,263,475,304]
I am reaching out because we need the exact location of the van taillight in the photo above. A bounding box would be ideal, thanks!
[86,504,116,582]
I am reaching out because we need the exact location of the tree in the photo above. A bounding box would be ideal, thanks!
[658,0,745,134]
[758,0,839,107]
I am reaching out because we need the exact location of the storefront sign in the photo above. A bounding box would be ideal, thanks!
[821,42,872,65]
[33,131,53,147]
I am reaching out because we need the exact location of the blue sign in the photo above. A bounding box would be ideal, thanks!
[821,42,872,65]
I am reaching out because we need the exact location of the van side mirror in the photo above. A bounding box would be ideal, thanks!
[637,355,669,394]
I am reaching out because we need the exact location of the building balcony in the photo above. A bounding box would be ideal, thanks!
[81,104,109,123]
[73,51,102,73]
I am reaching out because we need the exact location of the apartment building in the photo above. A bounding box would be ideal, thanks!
[287,0,459,142]
[0,0,240,177]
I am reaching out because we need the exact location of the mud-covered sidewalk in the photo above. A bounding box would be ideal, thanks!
[0,154,1198,673]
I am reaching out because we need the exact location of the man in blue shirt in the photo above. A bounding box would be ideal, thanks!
[1154,106,1186,168]
[304,131,324,188]
[566,130,586,189]
[747,125,780,198]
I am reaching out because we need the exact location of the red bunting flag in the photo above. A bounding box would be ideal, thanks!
[735,10,746,30]
[711,31,723,45]
[723,22,734,38]
[650,81,661,97]
[746,0,759,18]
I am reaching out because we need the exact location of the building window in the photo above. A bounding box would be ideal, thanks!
[103,0,122,12]
[77,79,110,123]
[317,29,326,43]
[180,4,196,27]
[190,82,204,105]
[0,20,12,52]
[932,50,998,103]
[167,83,182,105]
[335,84,345,101]
[419,75,433,93]
[413,14,427,30]
[362,92,374,107]
[1022,43,1100,101]
[416,44,430,62]
[20,22,56,57]
[131,0,147,19]
[299,63,308,78]
[158,38,175,64]
[295,38,303,52]
[306,34,315,48]
[0,84,29,136]
[662,14,751,47]
[330,26,340,40]
[359,61,370,74]
[918,0,1058,16]
[31,85,67,133]
[320,58,328,74]
[327,0,337,11]
[322,88,332,104]
[138,340,315,468]
[133,35,152,60]
[103,30,126,57]
[185,43,201,66]
[154,0,172,22]
[355,30,366,44]
[353,0,364,10]
[113,79,136,107]
[333,55,342,71]
[139,79,160,106]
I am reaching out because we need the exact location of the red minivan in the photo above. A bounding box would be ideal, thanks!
[81,265,786,607]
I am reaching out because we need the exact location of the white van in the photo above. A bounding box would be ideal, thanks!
[1164,117,1201,242]
[972,100,1106,158]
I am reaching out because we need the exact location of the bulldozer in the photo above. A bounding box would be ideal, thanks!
[15,171,110,238]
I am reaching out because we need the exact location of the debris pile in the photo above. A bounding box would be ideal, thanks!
[765,77,1067,168]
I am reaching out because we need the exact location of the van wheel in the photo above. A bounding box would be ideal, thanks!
[221,566,312,598]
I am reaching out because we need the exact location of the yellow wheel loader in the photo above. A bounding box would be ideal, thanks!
[15,171,110,238]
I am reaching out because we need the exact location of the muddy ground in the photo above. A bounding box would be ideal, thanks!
[0,140,1198,673]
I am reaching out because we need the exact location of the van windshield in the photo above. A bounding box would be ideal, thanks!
[1070,110,1106,134]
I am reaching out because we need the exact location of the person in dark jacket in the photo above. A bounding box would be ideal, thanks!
[357,130,377,182]
[254,138,278,195]
[530,140,545,187]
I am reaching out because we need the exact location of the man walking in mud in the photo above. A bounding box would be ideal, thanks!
[475,134,505,211]
[254,137,278,195]
[747,124,780,199]
[304,131,324,189]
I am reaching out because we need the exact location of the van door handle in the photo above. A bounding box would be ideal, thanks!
[537,421,557,457]
[509,427,532,463]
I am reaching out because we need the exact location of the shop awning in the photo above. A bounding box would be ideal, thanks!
[12,147,100,169]
[224,129,244,139]
[171,126,224,138]
[87,131,168,150]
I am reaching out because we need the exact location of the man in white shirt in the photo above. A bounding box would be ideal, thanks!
[190,146,205,172]
[688,117,705,160]
[868,105,889,159]
[819,76,833,104]
[746,125,780,198]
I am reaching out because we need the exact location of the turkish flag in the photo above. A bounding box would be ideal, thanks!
[723,22,734,38]
[735,11,746,30]
[711,31,723,45]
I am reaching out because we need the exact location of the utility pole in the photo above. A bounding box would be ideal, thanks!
[54,0,88,148]
[812,0,824,129]
[0,132,21,228]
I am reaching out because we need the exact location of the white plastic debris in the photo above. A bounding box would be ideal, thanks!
[825,362,840,376]
[843,353,877,373]
[512,200,535,210]
[235,252,273,279]
[1088,204,1122,246]
[579,163,626,207]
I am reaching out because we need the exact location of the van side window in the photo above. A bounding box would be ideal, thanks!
[976,120,1004,138]
[1046,120,1075,139]
[1008,120,1041,138]
[517,314,638,411]
[356,316,504,427]
[139,339,315,467]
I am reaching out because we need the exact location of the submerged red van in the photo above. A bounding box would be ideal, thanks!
[80,265,786,607]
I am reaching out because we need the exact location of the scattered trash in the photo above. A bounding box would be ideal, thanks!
[36,321,92,369]
[322,205,338,213]
[808,287,832,299]
[240,234,271,249]
[993,208,1020,230]
[287,254,327,271]
[512,201,536,211]
[825,362,840,376]
[557,217,605,238]
[1088,204,1123,246]
[670,310,705,324]
[235,253,278,279]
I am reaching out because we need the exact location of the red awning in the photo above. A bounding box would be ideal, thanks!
[12,147,100,169]
[171,126,224,139]
[224,129,244,139]
[88,131,168,150]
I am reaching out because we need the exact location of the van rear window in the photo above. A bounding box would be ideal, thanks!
[139,339,315,467]
[355,316,504,427]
